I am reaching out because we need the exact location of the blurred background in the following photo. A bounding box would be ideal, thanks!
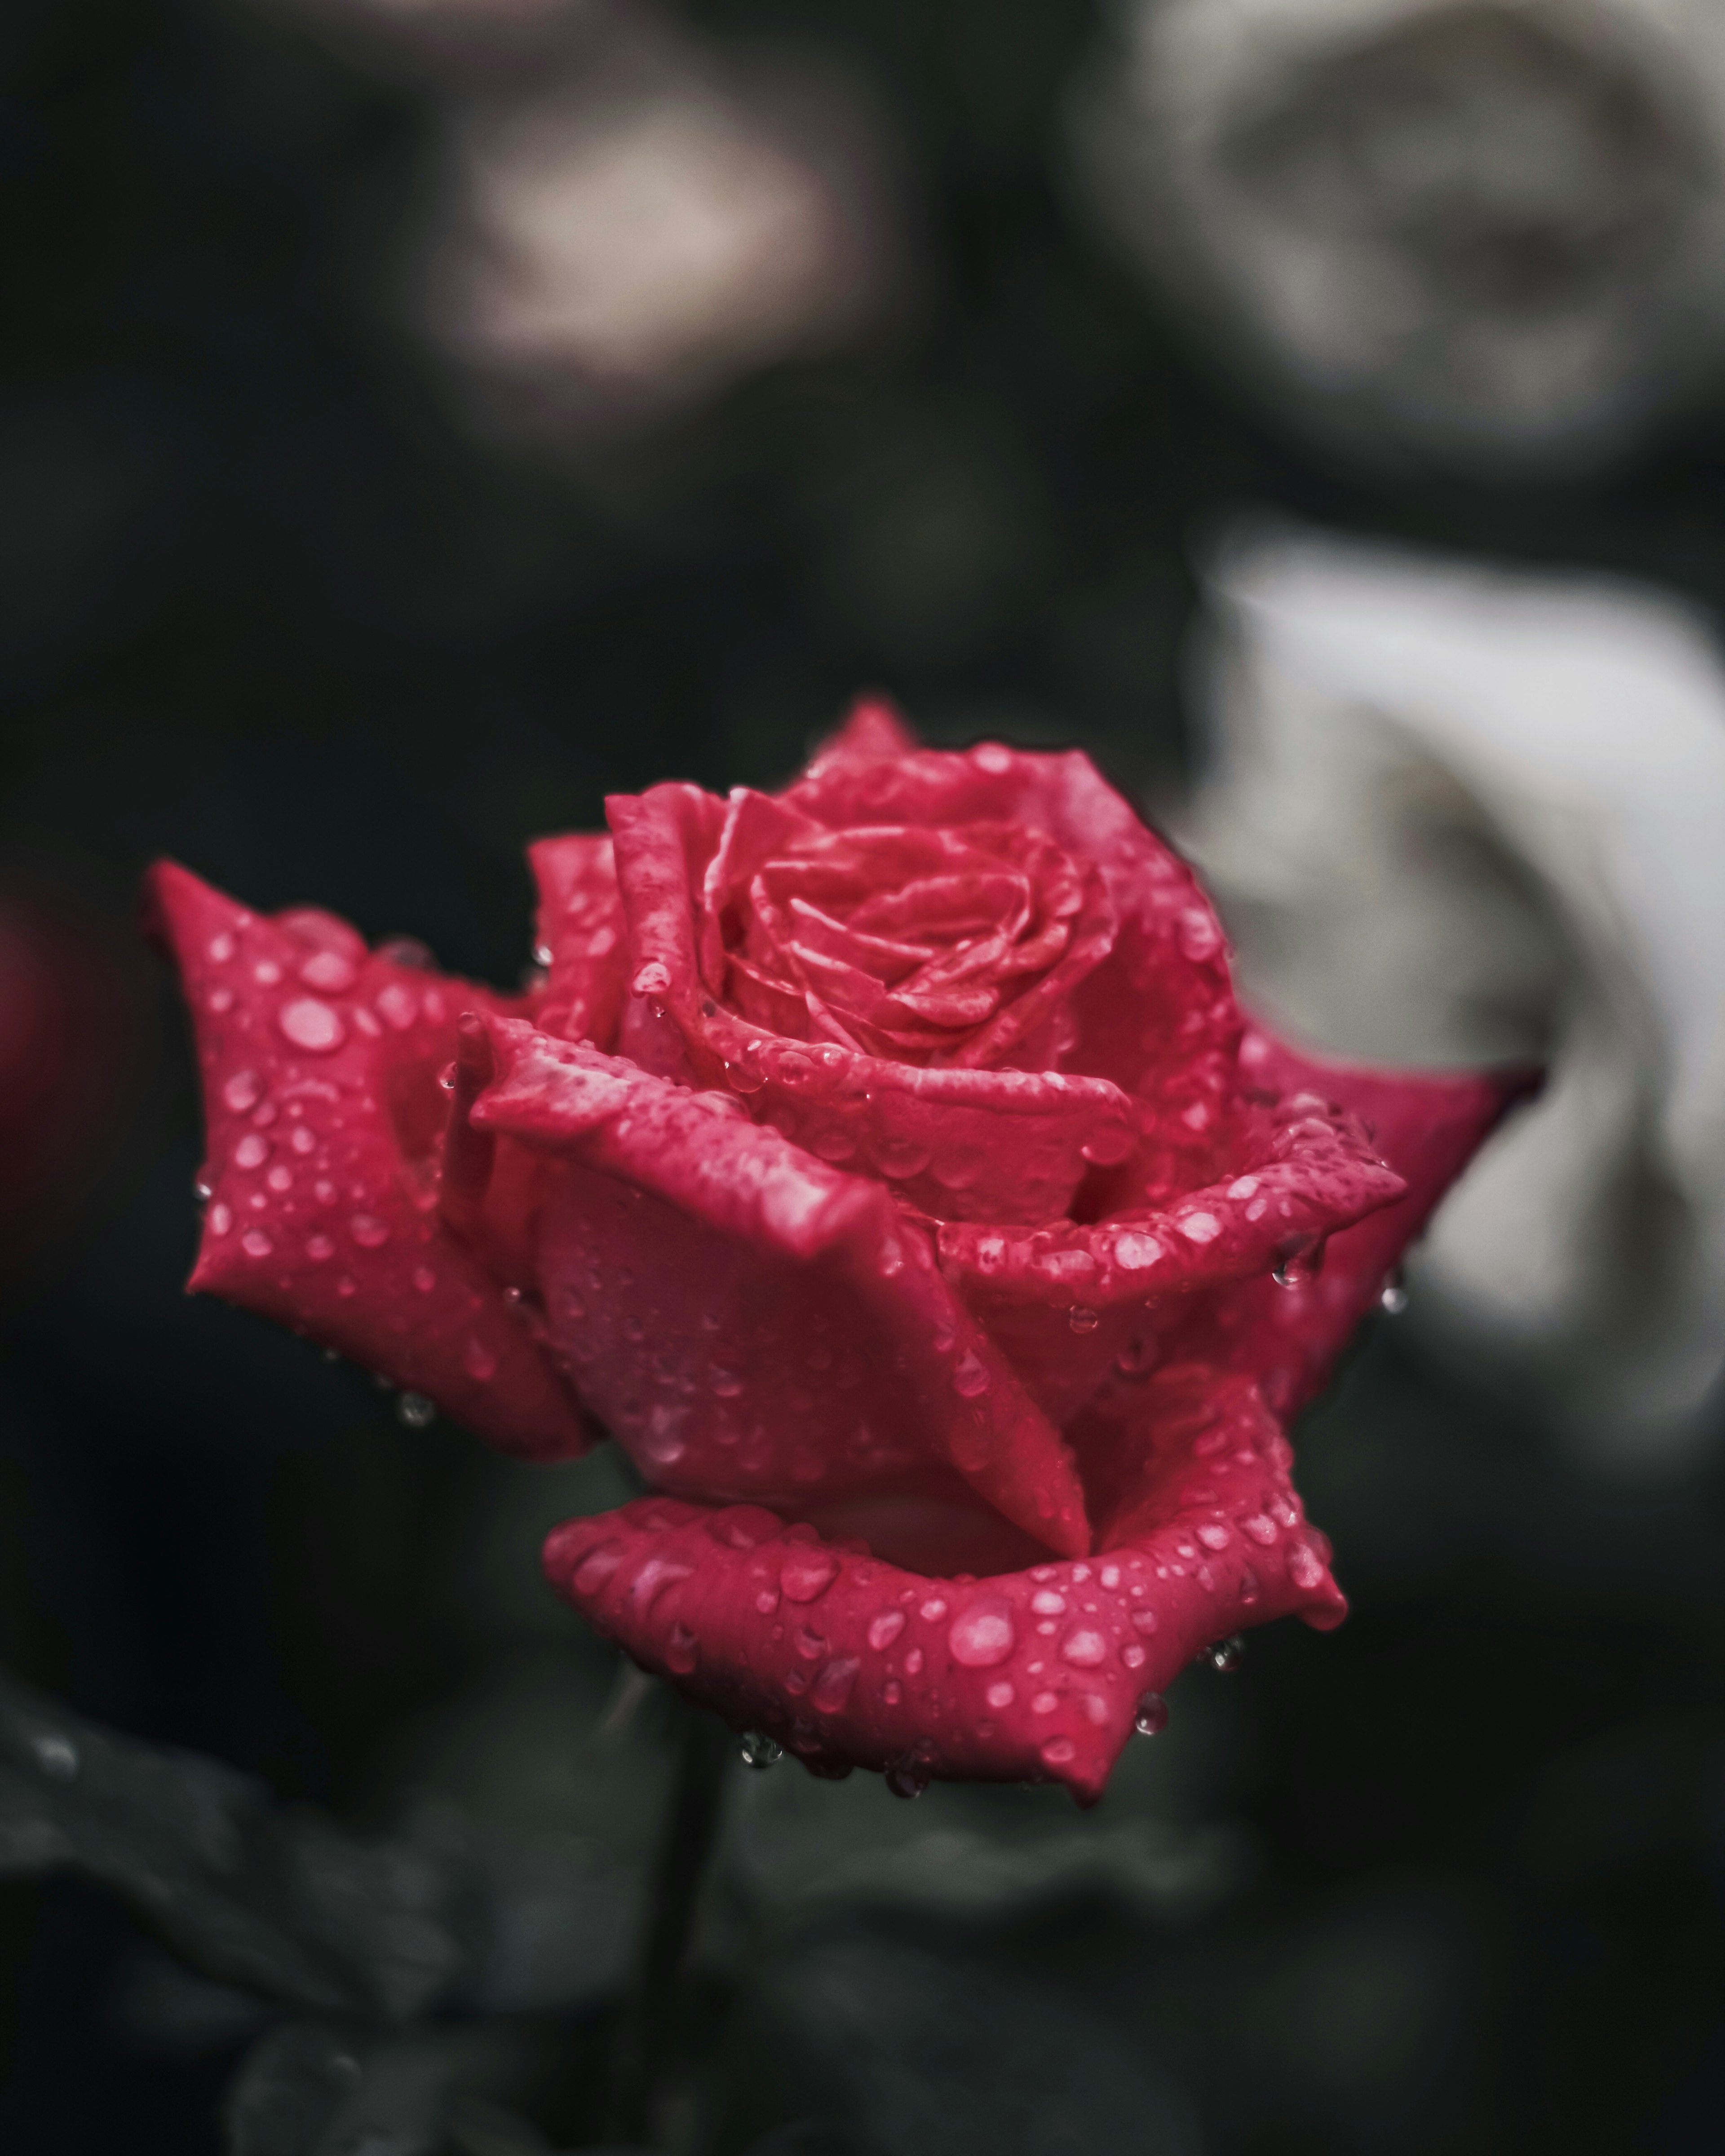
[3,0,1724,2149]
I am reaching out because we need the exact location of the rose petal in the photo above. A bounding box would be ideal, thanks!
[543,1371,1341,1802]
[608,782,1137,1221]
[1172,1024,1537,1418]
[471,1019,1092,1556]
[527,833,627,1049]
[146,861,587,1458]
[936,1089,1404,1419]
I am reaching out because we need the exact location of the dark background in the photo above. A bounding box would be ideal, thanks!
[2,1,1723,2150]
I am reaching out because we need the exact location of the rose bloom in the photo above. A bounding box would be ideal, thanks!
[149,702,1513,1799]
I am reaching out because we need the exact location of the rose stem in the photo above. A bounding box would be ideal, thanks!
[606,1692,734,2143]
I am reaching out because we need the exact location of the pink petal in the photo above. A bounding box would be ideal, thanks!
[543,1366,1341,1803]
[471,1019,1093,1558]
[526,833,627,1050]
[146,862,587,1458]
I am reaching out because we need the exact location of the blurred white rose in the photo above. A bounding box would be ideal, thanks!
[244,0,907,443]
[1069,0,1725,475]
[1183,527,1725,1466]
[423,39,903,440]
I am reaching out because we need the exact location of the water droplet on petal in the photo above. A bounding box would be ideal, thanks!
[223,1070,262,1113]
[240,1229,274,1259]
[1060,1627,1108,1667]
[951,1352,991,1399]
[986,1679,1014,1709]
[867,1610,906,1651]
[305,1234,334,1262]
[299,949,357,993]
[1040,1736,1076,1767]
[464,1336,498,1382]
[948,1601,1015,1668]
[1380,1270,1409,1316]
[278,998,346,1053]
[666,1623,699,1674]
[350,1213,390,1250]
[1287,1539,1326,1590]
[1068,1306,1100,1334]
[885,1759,928,1799]
[396,1392,436,1429]
[234,1133,269,1170]
[375,981,419,1030]
[193,1177,213,1204]
[1208,1635,1245,1674]
[812,1657,859,1712]
[631,961,671,998]
[207,932,235,963]
[1134,1692,1168,1736]
[739,1731,782,1769]
[780,1551,838,1603]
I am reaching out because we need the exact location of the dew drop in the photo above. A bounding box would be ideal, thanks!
[1060,1627,1108,1667]
[1380,1270,1409,1316]
[1208,1635,1246,1674]
[223,1070,262,1113]
[278,998,346,1054]
[986,1679,1015,1709]
[375,981,419,1030]
[1133,1692,1169,1736]
[948,1601,1015,1668]
[739,1731,782,1769]
[630,960,671,998]
[1067,1306,1100,1334]
[781,1551,839,1603]
[867,1610,906,1651]
[1039,1736,1076,1767]
[573,1543,624,1595]
[207,932,236,963]
[812,1656,859,1712]
[208,985,234,1014]
[464,1336,498,1382]
[240,1229,274,1259]
[666,1622,699,1675]
[951,1352,991,1399]
[349,1213,390,1250]
[885,1759,928,1800]
[1031,1590,1066,1617]
[413,1266,436,1293]
[396,1392,436,1430]
[299,950,357,993]
[305,1235,334,1262]
[193,1177,213,1204]
[1287,1539,1326,1590]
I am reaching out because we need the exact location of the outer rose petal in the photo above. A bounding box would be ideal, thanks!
[607,782,1137,1224]
[937,1091,1405,1423]
[146,862,586,1458]
[543,1367,1343,1803]
[527,833,627,1049]
[471,1021,1092,1556]
[1173,1025,1537,1419]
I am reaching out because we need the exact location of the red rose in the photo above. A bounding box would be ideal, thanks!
[148,700,1517,1799]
